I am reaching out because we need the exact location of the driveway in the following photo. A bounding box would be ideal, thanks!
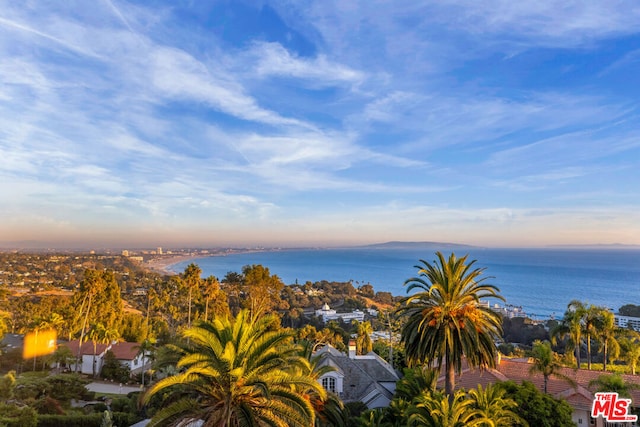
[86,381,142,395]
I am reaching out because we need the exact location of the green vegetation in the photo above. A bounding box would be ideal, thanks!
[143,309,326,427]
[396,252,504,396]
[2,250,640,426]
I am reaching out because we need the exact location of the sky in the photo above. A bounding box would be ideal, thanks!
[1,1,640,249]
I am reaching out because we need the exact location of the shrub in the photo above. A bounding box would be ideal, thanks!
[37,413,102,427]
[100,351,130,383]
[0,404,37,427]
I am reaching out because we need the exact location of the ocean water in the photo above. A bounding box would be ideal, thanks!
[168,248,640,320]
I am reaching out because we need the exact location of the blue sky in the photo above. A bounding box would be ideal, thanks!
[1,1,639,248]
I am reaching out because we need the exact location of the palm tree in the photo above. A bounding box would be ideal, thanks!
[588,373,640,399]
[353,320,373,355]
[582,303,600,370]
[396,252,504,397]
[408,389,480,427]
[618,331,640,375]
[298,341,346,427]
[467,383,526,427]
[134,338,156,389]
[181,263,202,329]
[143,309,325,427]
[551,303,584,367]
[395,366,439,401]
[529,340,576,394]
[594,309,620,372]
[86,323,106,378]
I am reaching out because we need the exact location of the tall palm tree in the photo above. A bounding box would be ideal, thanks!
[528,340,575,394]
[353,320,373,355]
[134,338,156,389]
[143,309,325,427]
[396,252,504,397]
[594,309,620,372]
[551,303,584,367]
[582,303,600,370]
[86,323,106,378]
[181,263,202,329]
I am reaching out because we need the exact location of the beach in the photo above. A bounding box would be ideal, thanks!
[145,255,196,275]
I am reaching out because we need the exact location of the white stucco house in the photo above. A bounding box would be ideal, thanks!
[61,340,150,377]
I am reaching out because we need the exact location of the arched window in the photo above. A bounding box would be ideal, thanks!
[321,376,336,393]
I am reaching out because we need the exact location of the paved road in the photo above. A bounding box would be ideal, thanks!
[86,381,142,395]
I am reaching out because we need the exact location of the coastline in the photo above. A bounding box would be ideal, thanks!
[145,254,201,275]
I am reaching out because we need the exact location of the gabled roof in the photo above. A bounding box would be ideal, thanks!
[63,340,109,356]
[315,345,400,404]
[109,342,140,361]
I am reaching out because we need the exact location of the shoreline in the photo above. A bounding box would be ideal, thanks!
[145,254,202,275]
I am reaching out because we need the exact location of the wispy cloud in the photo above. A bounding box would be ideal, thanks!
[0,1,639,247]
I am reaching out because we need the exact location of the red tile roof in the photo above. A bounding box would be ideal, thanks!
[437,357,640,409]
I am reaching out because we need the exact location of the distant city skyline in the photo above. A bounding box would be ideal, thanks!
[1,2,639,248]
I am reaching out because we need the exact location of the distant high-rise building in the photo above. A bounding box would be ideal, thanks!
[157,247,163,255]
[122,250,129,257]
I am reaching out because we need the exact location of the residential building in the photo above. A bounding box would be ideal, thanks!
[315,303,365,323]
[314,340,400,409]
[442,356,640,427]
[61,340,149,377]
[615,314,640,331]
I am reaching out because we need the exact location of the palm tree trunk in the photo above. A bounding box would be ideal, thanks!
[603,343,608,372]
[544,375,548,394]
[587,335,592,370]
[445,352,455,398]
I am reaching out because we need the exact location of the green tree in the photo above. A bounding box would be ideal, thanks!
[497,381,574,427]
[134,338,155,389]
[468,383,526,427]
[143,309,325,427]
[0,370,16,401]
[529,340,575,394]
[394,366,438,401]
[49,345,74,374]
[618,331,640,375]
[353,320,373,355]
[181,263,202,329]
[396,252,504,397]
[582,303,600,370]
[594,309,620,372]
[408,389,480,427]
[242,264,286,319]
[551,303,585,367]
[588,373,640,398]
[202,275,229,322]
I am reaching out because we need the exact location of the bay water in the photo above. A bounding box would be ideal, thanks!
[168,248,640,320]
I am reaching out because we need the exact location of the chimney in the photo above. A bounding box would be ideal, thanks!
[348,340,356,359]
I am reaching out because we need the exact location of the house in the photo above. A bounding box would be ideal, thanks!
[63,340,111,376]
[60,340,149,377]
[315,303,365,323]
[108,341,149,375]
[315,340,400,409]
[441,356,640,427]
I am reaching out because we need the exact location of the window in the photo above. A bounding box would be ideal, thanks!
[322,377,336,393]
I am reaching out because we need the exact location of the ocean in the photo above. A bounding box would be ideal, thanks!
[167,247,640,320]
